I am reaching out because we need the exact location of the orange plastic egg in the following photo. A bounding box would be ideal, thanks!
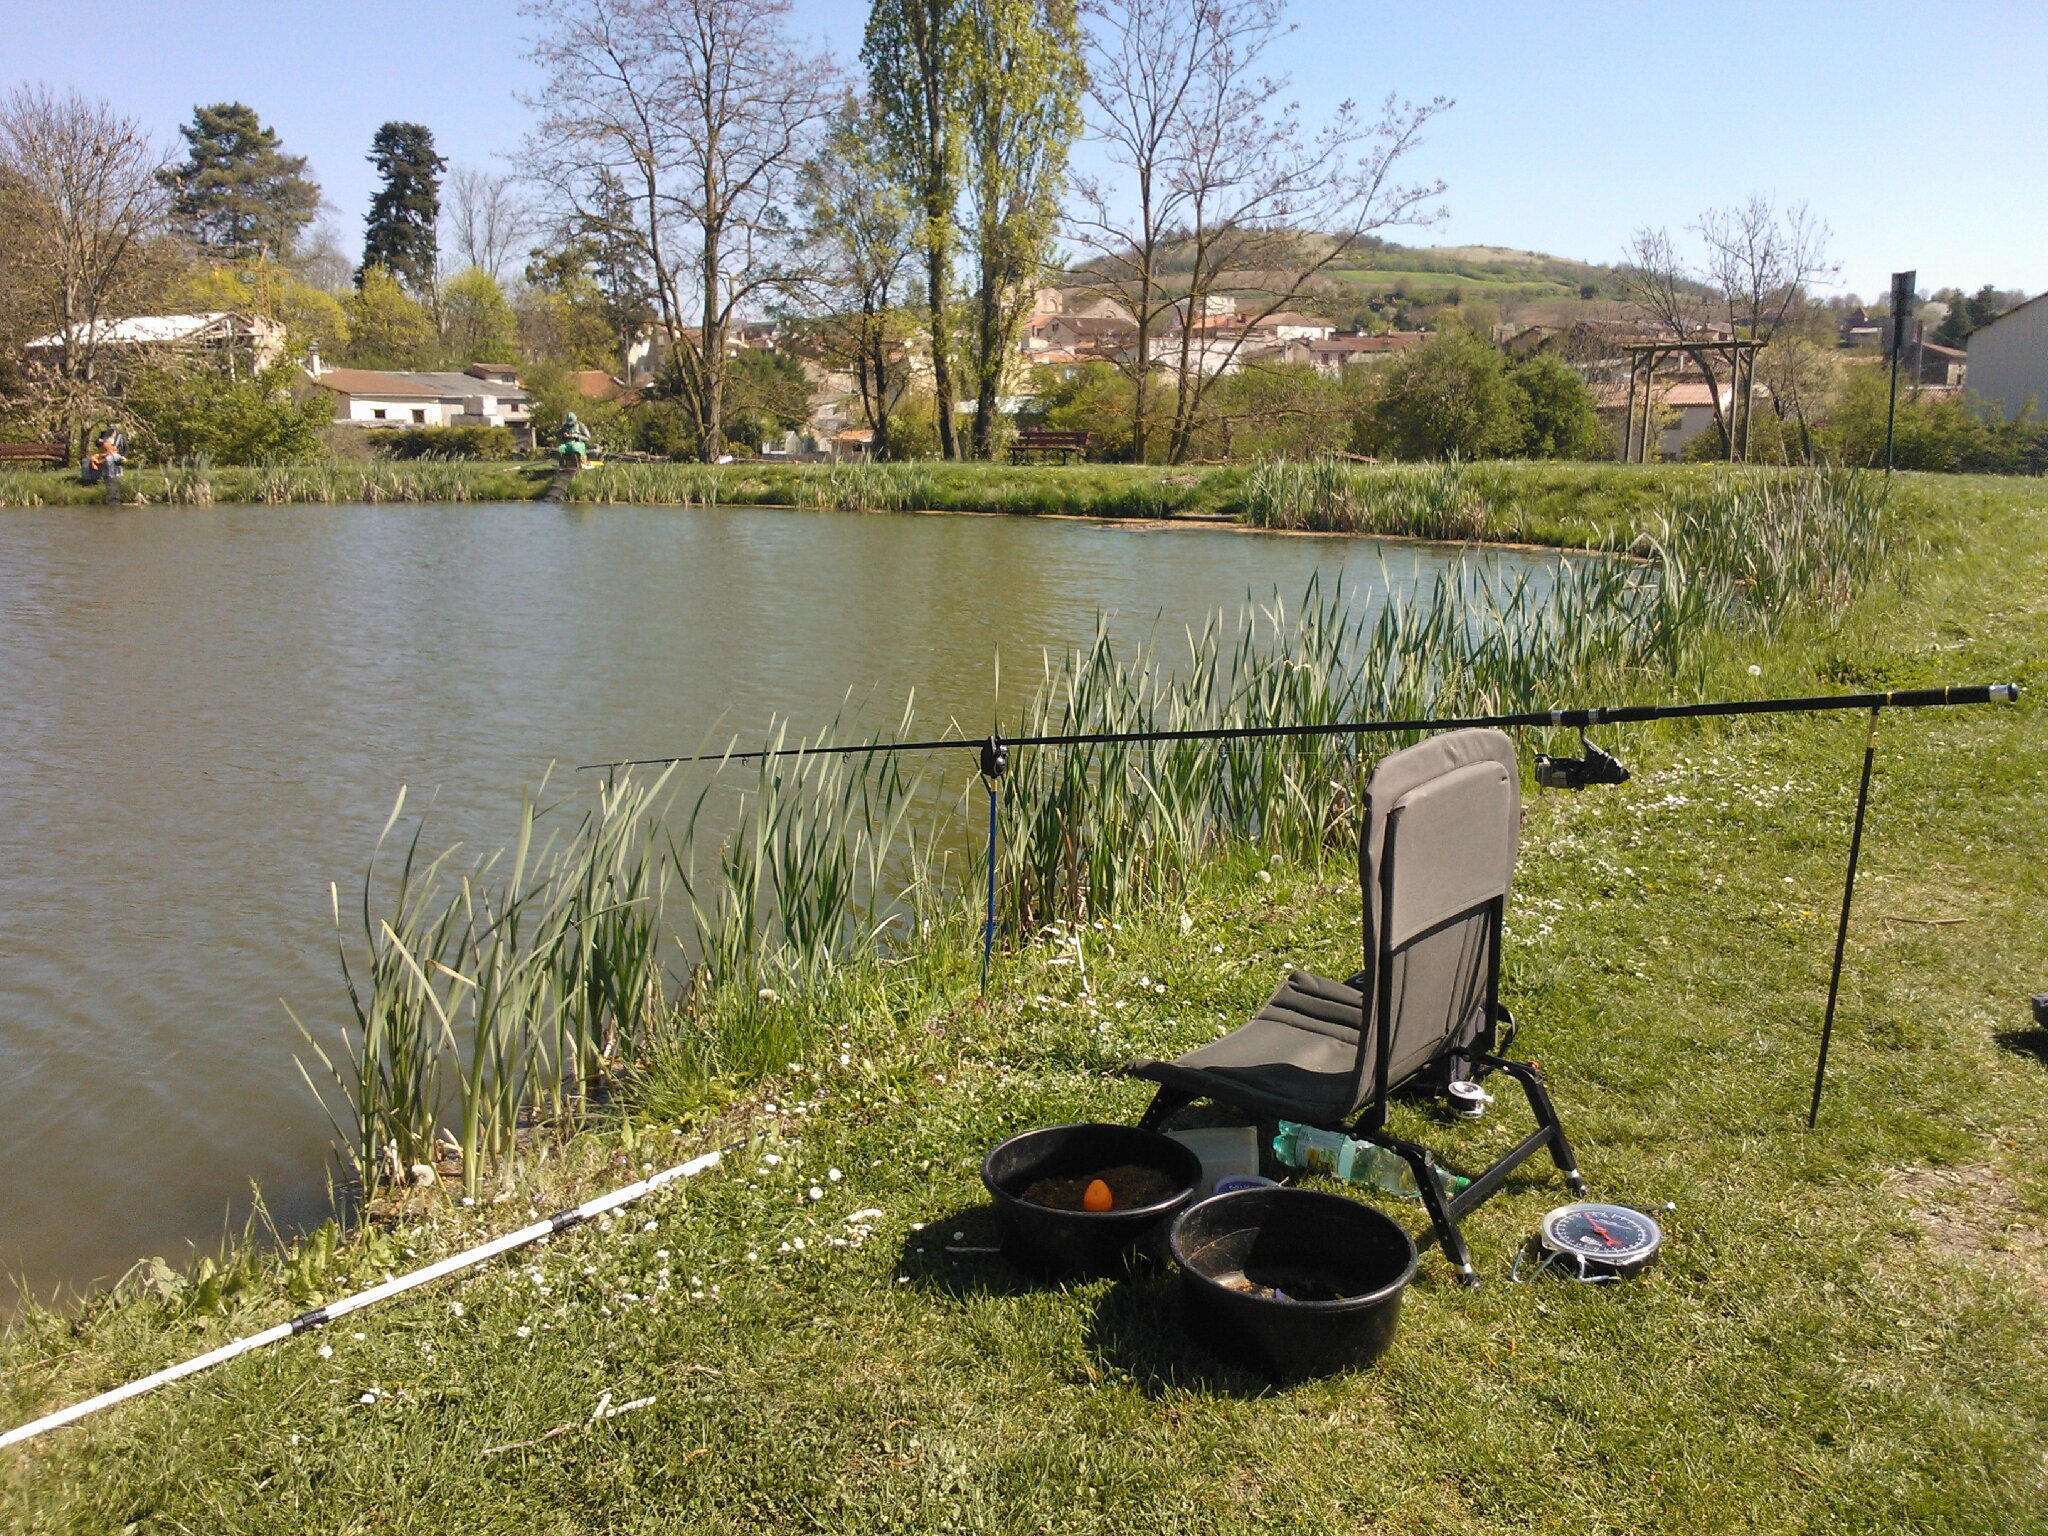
[1082,1178,1114,1212]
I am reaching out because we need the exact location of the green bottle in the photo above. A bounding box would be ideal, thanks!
[1271,1121,1467,1200]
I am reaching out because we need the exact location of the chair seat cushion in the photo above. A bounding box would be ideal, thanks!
[1127,971,1365,1121]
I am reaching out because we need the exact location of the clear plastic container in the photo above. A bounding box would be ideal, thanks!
[1271,1121,1466,1201]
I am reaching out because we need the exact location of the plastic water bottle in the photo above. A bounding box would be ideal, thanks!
[1271,1121,1465,1201]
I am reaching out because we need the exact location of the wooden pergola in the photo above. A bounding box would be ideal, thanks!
[1617,337,1765,463]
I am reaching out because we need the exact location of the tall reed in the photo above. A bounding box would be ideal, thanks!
[303,466,1890,1195]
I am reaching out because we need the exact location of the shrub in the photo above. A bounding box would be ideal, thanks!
[1353,324,1528,461]
[1505,354,1609,459]
[123,362,331,464]
[376,424,518,460]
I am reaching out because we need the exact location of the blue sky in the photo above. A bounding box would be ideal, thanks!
[8,0,2044,300]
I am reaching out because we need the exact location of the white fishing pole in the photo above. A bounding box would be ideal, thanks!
[0,1139,742,1452]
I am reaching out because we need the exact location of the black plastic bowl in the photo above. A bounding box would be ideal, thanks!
[982,1123,1203,1278]
[1170,1187,1417,1380]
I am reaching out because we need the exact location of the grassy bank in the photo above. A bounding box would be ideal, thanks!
[0,457,1803,552]
[3,472,2044,1532]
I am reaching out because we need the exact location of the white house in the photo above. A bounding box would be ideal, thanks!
[1965,293,2048,420]
[304,362,532,432]
[26,312,286,377]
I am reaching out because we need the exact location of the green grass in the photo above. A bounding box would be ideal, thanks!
[2,470,2045,1531]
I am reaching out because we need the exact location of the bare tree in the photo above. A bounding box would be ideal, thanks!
[1071,0,1446,463]
[445,164,536,283]
[522,0,836,459]
[1066,0,1224,461]
[0,87,171,452]
[1619,195,1837,456]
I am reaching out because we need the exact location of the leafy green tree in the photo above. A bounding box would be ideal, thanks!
[438,267,517,364]
[172,259,350,362]
[1190,363,1361,461]
[1354,324,1528,461]
[1029,361,1133,459]
[522,361,627,451]
[961,0,1083,458]
[1505,354,1607,459]
[162,103,321,259]
[343,266,439,368]
[800,93,917,454]
[722,348,813,449]
[864,0,970,459]
[123,362,329,463]
[361,122,445,292]
[518,239,622,369]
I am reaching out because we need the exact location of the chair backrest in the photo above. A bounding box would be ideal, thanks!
[1345,728,1519,1120]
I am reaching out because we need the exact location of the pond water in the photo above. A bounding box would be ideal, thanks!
[0,501,1570,1302]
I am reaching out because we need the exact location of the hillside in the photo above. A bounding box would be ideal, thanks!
[1064,236,1639,329]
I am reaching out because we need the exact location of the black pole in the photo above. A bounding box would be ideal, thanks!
[578,684,2019,773]
[1810,708,1880,1128]
[1884,269,1915,476]
[1883,342,1902,476]
[978,737,1006,996]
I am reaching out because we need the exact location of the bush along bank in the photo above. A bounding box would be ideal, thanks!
[2,469,2042,1532]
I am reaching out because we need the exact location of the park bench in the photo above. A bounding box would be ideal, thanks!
[0,442,66,467]
[1009,429,1091,464]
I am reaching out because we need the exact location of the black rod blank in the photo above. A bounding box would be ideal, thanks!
[577,683,2018,773]
[1810,708,1882,1129]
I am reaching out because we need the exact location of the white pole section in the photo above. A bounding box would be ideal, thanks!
[0,1143,733,1452]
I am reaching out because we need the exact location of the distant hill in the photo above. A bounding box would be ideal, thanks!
[1305,239,1637,323]
[1062,236,1641,329]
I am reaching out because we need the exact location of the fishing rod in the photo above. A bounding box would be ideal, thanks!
[575,683,2021,773]
[0,1137,751,1453]
[583,680,2021,1115]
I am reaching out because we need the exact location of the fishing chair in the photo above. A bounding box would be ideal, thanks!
[1126,728,1586,1285]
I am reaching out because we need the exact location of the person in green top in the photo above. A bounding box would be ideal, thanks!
[555,412,593,471]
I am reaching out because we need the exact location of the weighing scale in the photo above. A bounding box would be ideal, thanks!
[1515,1201,1664,1282]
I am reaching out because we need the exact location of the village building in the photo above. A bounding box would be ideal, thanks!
[1964,293,2048,420]
[302,361,533,435]
[1301,331,1428,377]
[25,312,287,379]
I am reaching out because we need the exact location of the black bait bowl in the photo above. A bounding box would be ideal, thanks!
[1170,1187,1417,1380]
[981,1123,1203,1278]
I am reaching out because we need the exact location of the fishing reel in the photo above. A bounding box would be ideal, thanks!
[1534,730,1630,792]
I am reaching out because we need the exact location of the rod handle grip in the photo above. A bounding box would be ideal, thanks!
[1880,684,2019,708]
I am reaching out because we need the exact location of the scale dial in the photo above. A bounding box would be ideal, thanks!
[1539,1202,1663,1276]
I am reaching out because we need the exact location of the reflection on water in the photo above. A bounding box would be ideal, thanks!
[0,501,1565,1301]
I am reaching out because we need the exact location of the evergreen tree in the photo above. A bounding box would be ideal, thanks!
[361,122,446,293]
[1966,283,2005,331]
[162,102,321,259]
[1935,293,1971,348]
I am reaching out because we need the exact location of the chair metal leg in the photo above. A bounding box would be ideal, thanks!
[1481,1054,1588,1196]
[1136,1085,1196,1132]
[1371,1131,1481,1287]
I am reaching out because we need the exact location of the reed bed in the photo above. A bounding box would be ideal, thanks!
[1243,458,1494,540]
[301,467,1890,1196]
